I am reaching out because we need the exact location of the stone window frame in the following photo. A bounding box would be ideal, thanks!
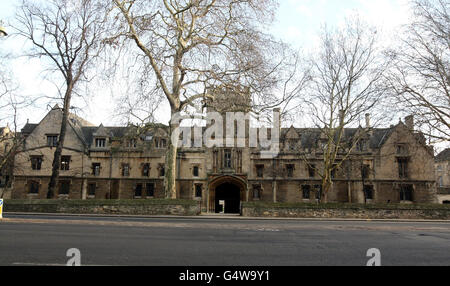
[361,164,371,179]
[192,165,200,177]
[307,164,316,178]
[87,182,96,198]
[224,149,232,169]
[356,139,368,152]
[122,163,131,177]
[46,135,58,147]
[255,164,264,178]
[28,180,40,195]
[301,185,311,200]
[396,144,409,155]
[286,164,295,178]
[399,184,414,202]
[146,182,155,198]
[134,183,143,198]
[158,164,165,177]
[142,163,151,177]
[363,185,374,201]
[92,163,101,176]
[60,156,71,171]
[58,180,71,197]
[95,138,107,148]
[30,155,43,170]
[126,138,138,148]
[194,183,203,198]
[397,157,409,179]
[252,184,262,200]
[314,185,322,201]
[155,137,167,149]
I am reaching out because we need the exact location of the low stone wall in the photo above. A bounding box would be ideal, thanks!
[4,199,201,216]
[242,203,450,220]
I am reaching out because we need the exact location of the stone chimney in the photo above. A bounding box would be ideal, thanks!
[365,114,371,128]
[273,108,281,132]
[405,115,414,131]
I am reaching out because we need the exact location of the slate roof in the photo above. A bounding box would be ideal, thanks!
[21,108,427,152]
[436,148,450,162]
[279,127,394,149]
[21,123,38,134]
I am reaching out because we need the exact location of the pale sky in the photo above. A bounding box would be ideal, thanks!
[0,0,412,129]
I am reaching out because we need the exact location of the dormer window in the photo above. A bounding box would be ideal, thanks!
[155,138,167,149]
[95,138,106,148]
[357,139,368,152]
[127,139,137,148]
[288,139,297,151]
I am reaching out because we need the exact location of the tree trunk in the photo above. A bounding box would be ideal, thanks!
[164,112,179,199]
[47,86,72,199]
[321,174,332,204]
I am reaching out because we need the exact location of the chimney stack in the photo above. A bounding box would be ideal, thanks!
[405,115,414,131]
[365,113,371,128]
[273,108,281,131]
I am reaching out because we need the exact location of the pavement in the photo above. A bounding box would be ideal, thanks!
[1,213,449,266]
[4,211,450,223]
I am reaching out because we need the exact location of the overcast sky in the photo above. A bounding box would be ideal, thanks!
[0,0,412,129]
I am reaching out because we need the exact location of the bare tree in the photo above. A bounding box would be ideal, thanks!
[303,18,389,203]
[13,0,108,198]
[386,0,449,143]
[111,0,293,199]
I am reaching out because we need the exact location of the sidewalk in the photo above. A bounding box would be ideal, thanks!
[3,211,450,223]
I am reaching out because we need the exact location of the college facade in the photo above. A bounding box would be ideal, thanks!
[8,104,438,213]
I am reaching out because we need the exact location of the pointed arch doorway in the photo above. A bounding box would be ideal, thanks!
[208,176,247,214]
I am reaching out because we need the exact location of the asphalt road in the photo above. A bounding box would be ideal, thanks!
[1,214,449,266]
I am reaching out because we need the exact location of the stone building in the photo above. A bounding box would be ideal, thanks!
[435,148,450,204]
[11,103,438,213]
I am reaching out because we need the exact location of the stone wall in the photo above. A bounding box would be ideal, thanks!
[4,199,201,216]
[242,203,450,220]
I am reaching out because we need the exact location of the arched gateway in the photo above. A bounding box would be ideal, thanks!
[208,176,247,214]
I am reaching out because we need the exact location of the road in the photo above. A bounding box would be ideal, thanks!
[1,214,449,266]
